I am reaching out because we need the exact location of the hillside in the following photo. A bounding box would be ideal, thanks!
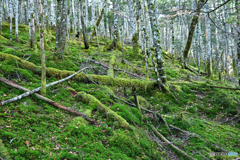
[0,23,240,160]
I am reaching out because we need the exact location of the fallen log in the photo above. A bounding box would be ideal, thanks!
[0,52,156,90]
[0,67,88,106]
[209,85,240,90]
[0,76,96,124]
[150,125,196,160]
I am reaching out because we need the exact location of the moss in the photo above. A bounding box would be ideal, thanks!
[107,55,116,78]
[0,139,11,160]
[70,117,89,127]
[84,109,92,117]
[2,48,15,54]
[0,35,7,40]
[172,85,182,92]
[76,91,129,128]
[128,96,152,109]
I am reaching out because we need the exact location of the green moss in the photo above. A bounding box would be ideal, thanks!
[2,48,15,54]
[107,55,116,78]
[70,117,89,127]
[128,96,152,109]
[0,139,11,160]
[76,91,129,128]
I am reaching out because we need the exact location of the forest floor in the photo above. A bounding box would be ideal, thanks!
[0,23,240,160]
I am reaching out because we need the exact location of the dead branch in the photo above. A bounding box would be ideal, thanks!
[0,67,88,106]
[150,125,196,160]
[0,77,96,124]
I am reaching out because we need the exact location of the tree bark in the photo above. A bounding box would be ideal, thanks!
[80,0,89,49]
[38,0,46,96]
[183,0,206,67]
[91,0,106,38]
[29,0,36,48]
[147,0,167,90]
[236,0,240,86]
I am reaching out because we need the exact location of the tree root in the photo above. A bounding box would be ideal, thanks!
[0,77,96,124]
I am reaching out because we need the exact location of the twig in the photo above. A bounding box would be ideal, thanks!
[0,67,88,106]
[0,76,96,124]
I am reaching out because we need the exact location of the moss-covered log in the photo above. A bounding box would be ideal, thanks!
[107,55,116,78]
[76,92,129,128]
[0,52,156,90]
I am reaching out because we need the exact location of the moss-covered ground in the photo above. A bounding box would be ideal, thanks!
[0,23,239,159]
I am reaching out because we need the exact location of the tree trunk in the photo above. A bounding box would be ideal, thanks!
[183,0,206,67]
[147,0,167,90]
[91,0,106,38]
[128,0,139,55]
[205,2,212,77]
[80,0,89,49]
[29,0,36,48]
[15,0,19,43]
[9,0,13,41]
[236,0,240,86]
[38,0,46,96]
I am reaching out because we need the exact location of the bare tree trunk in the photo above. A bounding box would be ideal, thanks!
[38,0,46,96]
[9,0,13,41]
[0,0,2,33]
[80,0,89,49]
[205,2,212,77]
[183,0,206,67]
[29,0,36,48]
[15,0,19,42]
[236,0,240,86]
[91,0,106,38]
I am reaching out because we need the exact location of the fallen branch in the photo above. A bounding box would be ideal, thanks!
[209,85,240,90]
[0,77,96,124]
[0,67,88,106]
[150,125,196,160]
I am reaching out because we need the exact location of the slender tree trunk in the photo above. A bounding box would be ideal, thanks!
[29,0,36,48]
[183,0,206,67]
[55,0,62,50]
[91,0,106,38]
[236,0,240,86]
[59,0,67,58]
[15,0,19,43]
[80,0,89,49]
[0,0,2,33]
[128,0,139,55]
[38,0,46,96]
[9,0,13,41]
[147,0,167,90]
[205,2,212,77]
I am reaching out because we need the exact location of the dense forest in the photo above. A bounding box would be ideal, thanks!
[0,0,240,159]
